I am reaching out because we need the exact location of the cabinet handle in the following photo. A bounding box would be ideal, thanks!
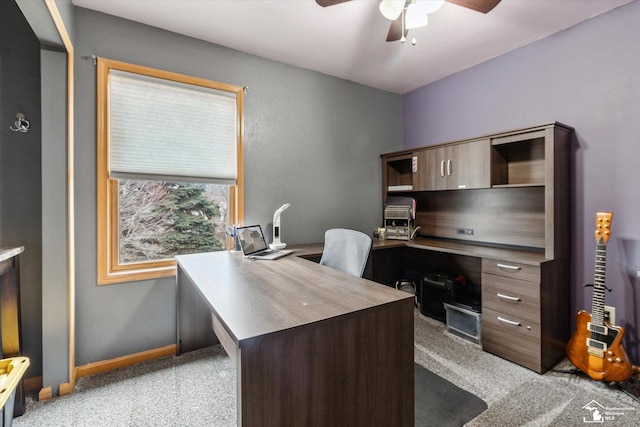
[440,160,445,177]
[447,159,452,176]
[497,316,521,327]
[497,293,521,302]
[496,263,521,271]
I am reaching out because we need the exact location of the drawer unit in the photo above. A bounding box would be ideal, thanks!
[481,258,546,373]
[481,273,540,324]
[482,258,540,282]
[482,308,543,373]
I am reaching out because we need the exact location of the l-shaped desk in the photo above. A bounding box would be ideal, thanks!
[286,236,567,376]
[176,234,566,425]
[176,249,415,426]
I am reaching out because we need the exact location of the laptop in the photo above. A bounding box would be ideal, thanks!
[236,225,293,260]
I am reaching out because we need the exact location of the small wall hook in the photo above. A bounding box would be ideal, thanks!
[9,113,30,133]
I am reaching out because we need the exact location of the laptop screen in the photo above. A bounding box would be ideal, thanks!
[236,225,269,256]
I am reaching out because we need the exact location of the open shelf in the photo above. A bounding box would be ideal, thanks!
[491,137,545,187]
[386,155,414,190]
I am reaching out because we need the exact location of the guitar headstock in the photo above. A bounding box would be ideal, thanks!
[595,212,614,245]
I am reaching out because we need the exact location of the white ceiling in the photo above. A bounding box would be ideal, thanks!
[72,0,635,94]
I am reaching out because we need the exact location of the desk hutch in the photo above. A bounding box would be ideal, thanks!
[380,122,573,374]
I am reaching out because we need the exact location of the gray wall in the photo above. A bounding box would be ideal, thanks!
[402,2,640,360]
[41,46,70,395]
[73,7,401,365]
[13,0,74,395]
[0,0,43,380]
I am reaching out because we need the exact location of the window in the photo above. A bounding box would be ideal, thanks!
[97,58,244,284]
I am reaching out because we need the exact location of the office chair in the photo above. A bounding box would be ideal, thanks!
[319,228,373,277]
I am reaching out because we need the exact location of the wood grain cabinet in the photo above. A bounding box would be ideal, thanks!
[418,139,491,191]
[481,258,568,374]
[382,139,490,195]
[380,123,573,373]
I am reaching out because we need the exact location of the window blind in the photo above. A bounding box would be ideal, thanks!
[109,70,238,184]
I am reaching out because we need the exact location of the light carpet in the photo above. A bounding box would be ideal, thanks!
[413,311,640,426]
[14,309,640,426]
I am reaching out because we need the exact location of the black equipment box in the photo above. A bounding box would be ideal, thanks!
[420,273,455,322]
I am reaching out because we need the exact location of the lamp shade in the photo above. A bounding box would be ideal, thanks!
[405,2,429,29]
[379,0,405,21]
[422,0,446,14]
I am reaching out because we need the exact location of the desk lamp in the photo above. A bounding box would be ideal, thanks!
[269,203,291,250]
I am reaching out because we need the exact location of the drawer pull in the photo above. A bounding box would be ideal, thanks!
[497,293,521,302]
[496,263,522,271]
[497,316,521,327]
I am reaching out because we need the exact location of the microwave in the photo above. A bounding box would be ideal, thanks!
[384,205,413,240]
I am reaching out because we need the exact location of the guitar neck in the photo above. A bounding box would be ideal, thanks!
[592,243,607,325]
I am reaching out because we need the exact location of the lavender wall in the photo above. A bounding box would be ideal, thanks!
[403,1,640,361]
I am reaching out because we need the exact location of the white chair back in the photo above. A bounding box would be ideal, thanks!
[319,229,372,277]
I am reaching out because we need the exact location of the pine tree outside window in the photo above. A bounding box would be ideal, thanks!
[96,58,244,284]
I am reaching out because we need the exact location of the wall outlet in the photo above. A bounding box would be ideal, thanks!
[456,228,474,236]
[604,305,616,325]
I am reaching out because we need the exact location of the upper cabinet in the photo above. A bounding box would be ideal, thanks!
[383,139,491,193]
[381,123,573,259]
[418,139,490,191]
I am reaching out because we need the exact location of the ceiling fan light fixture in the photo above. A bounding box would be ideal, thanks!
[405,2,429,30]
[421,0,446,14]
[379,0,405,21]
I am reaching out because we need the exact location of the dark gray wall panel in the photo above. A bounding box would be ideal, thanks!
[73,7,401,365]
[0,0,43,379]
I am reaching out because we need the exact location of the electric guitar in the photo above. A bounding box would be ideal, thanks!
[566,212,633,382]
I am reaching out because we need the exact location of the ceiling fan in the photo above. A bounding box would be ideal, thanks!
[316,0,502,43]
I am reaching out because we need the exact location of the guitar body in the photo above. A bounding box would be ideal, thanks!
[567,310,633,382]
[567,212,634,383]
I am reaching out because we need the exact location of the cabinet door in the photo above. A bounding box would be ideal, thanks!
[417,141,491,191]
[445,139,490,190]
[416,148,446,191]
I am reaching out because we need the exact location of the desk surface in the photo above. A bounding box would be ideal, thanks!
[408,237,548,265]
[0,247,24,263]
[176,251,412,345]
[176,250,415,426]
[291,236,548,265]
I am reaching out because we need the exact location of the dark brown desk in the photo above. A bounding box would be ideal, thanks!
[176,251,414,426]
[0,247,25,417]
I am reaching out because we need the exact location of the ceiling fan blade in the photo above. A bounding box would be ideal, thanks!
[447,0,501,14]
[386,16,407,42]
[315,0,352,7]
